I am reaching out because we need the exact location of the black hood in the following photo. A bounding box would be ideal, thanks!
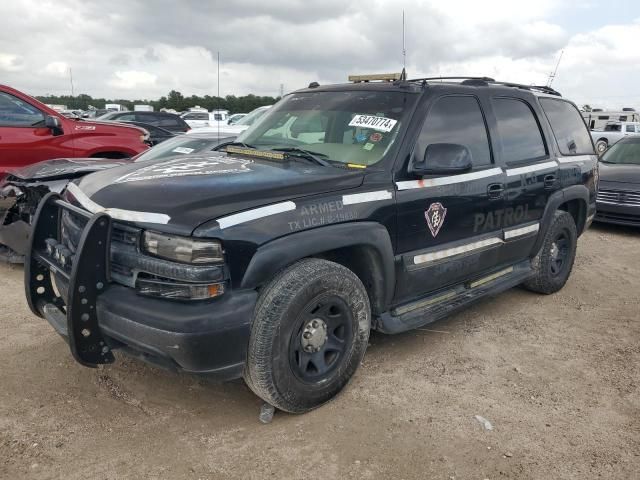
[599,161,640,186]
[75,152,365,234]
[3,158,130,182]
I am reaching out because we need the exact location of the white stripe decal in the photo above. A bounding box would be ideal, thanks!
[505,161,557,176]
[342,190,393,205]
[414,237,503,265]
[396,168,503,190]
[217,201,296,229]
[557,155,595,164]
[504,223,539,240]
[66,183,171,224]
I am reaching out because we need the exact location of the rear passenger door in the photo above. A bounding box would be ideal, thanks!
[490,96,558,266]
[394,95,506,304]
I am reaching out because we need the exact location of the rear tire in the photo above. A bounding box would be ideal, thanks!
[524,210,577,294]
[244,258,370,413]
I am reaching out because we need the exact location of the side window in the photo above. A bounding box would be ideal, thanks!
[493,98,546,163]
[0,92,45,127]
[116,113,135,121]
[416,96,492,167]
[539,98,594,155]
[625,124,635,133]
[158,115,180,127]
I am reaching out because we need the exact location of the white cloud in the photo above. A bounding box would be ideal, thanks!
[108,70,158,90]
[0,53,24,72]
[44,61,69,77]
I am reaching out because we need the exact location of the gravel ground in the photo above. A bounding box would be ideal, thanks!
[0,224,638,480]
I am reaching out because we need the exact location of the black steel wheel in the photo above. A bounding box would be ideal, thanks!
[524,210,577,294]
[244,258,370,413]
[289,296,354,384]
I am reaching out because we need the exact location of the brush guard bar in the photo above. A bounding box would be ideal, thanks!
[24,191,115,367]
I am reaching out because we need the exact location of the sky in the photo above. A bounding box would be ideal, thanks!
[1,0,639,109]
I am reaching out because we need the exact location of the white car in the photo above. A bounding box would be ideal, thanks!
[187,105,272,135]
[181,110,229,129]
[591,121,640,154]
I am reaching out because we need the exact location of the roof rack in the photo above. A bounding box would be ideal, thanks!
[404,77,562,97]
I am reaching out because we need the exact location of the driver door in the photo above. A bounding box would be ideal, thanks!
[0,91,74,169]
[394,95,506,304]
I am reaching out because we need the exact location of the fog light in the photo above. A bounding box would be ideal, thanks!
[136,278,225,301]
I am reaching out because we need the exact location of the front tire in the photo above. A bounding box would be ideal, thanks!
[524,210,577,294]
[244,258,370,413]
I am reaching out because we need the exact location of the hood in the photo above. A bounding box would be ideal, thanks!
[187,124,248,135]
[74,151,365,234]
[598,161,640,186]
[2,158,130,182]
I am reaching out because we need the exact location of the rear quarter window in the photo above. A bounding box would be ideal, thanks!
[539,98,594,155]
[492,97,547,163]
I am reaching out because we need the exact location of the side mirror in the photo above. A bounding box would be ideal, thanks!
[45,115,63,136]
[412,143,473,176]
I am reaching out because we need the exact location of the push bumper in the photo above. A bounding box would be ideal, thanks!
[25,192,256,381]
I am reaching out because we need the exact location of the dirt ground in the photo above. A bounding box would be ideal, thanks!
[0,224,638,480]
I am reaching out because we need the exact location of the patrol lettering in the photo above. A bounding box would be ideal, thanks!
[473,205,529,232]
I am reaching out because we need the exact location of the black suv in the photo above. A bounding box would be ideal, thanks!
[25,77,597,413]
[97,111,190,133]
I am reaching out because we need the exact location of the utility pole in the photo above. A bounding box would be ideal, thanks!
[69,67,75,99]
[279,83,284,98]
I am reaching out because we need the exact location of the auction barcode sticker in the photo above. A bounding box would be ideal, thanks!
[348,115,397,132]
[172,147,195,154]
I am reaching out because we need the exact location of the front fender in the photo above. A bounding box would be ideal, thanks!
[240,222,396,310]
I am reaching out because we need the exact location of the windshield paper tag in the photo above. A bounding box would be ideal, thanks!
[172,147,195,154]
[349,115,397,132]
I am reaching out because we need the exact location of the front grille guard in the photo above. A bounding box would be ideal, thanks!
[25,191,115,367]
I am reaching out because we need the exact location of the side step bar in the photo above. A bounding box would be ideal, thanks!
[376,260,534,334]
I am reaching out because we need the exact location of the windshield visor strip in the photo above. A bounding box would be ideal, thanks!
[414,237,504,265]
[505,161,558,177]
[217,201,296,229]
[342,190,393,205]
[396,168,503,190]
[66,183,171,224]
[504,223,539,240]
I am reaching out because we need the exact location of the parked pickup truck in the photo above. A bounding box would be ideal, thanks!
[0,85,149,170]
[591,121,640,154]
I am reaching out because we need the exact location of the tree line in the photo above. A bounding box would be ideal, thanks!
[34,90,279,114]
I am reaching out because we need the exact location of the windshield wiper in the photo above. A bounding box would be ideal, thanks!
[270,147,332,167]
[223,141,258,150]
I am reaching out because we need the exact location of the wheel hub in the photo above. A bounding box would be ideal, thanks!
[550,242,560,260]
[301,318,328,353]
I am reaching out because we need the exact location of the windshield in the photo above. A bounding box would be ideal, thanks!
[133,136,221,162]
[236,91,415,166]
[600,140,640,165]
[235,107,270,126]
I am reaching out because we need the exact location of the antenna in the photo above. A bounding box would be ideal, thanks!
[402,10,406,71]
[547,49,564,87]
[217,51,220,139]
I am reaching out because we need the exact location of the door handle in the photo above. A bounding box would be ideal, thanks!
[544,174,557,189]
[487,183,504,199]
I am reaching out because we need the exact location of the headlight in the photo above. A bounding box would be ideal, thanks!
[143,231,223,264]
